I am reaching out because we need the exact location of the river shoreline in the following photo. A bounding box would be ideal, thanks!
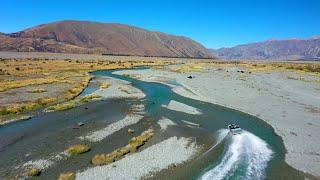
[1,65,318,179]
[114,65,320,177]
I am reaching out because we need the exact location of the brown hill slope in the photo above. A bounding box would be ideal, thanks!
[0,20,213,58]
[211,36,320,60]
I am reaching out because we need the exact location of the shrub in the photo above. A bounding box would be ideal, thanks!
[36,97,55,106]
[91,154,107,165]
[100,82,111,89]
[27,88,47,93]
[80,94,101,103]
[127,128,134,134]
[46,102,77,112]
[91,128,154,165]
[58,172,76,180]
[26,167,41,176]
[66,144,90,155]
[46,93,100,112]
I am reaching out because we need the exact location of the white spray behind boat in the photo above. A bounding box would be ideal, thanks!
[200,129,273,180]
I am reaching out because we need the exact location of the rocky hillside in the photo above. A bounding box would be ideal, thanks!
[211,36,320,60]
[0,20,213,58]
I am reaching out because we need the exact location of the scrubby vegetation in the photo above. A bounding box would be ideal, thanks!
[45,101,77,112]
[0,58,170,123]
[91,128,154,165]
[127,128,135,134]
[100,82,111,89]
[0,97,55,116]
[27,88,47,93]
[0,77,70,92]
[237,62,320,74]
[58,172,76,180]
[3,57,316,125]
[170,62,205,73]
[169,60,320,74]
[80,94,101,103]
[67,144,90,155]
[284,63,320,73]
[45,93,101,112]
[26,167,41,177]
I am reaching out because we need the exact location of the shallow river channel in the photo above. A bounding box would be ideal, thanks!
[0,68,306,179]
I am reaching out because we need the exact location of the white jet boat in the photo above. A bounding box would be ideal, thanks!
[228,124,242,135]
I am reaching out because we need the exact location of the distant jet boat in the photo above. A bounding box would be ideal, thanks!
[228,124,242,135]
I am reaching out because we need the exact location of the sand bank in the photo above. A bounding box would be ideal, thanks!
[162,100,202,115]
[79,114,144,142]
[158,118,176,130]
[76,136,199,180]
[92,76,145,99]
[21,151,70,172]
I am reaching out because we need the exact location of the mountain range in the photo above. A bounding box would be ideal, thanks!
[0,20,213,58]
[1,20,319,60]
[211,36,320,60]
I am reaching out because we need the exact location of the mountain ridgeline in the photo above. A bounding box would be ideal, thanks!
[1,20,319,60]
[211,37,320,60]
[0,20,213,58]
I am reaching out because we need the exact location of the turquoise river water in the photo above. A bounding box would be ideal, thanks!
[0,68,308,179]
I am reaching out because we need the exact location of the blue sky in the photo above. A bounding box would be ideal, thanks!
[1,0,319,48]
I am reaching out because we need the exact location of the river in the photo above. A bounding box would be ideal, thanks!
[0,68,305,179]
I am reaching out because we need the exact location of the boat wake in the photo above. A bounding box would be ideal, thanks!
[202,129,229,157]
[200,130,273,180]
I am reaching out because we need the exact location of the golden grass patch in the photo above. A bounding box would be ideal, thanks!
[174,60,320,75]
[46,102,77,112]
[170,62,207,73]
[91,128,154,165]
[58,172,76,180]
[27,88,47,93]
[45,93,101,112]
[79,93,101,103]
[127,128,135,134]
[0,78,63,92]
[100,82,111,89]
[26,167,41,177]
[66,144,90,155]
[0,97,55,116]
[36,97,56,106]
[238,62,320,74]
[0,58,171,122]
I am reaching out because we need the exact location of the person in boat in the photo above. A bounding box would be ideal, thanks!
[228,124,242,135]
[228,124,239,129]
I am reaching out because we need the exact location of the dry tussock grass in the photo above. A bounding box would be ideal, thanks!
[66,144,90,155]
[100,82,111,89]
[0,58,171,122]
[170,62,207,73]
[58,172,76,180]
[27,88,47,93]
[91,128,154,165]
[45,93,101,112]
[170,60,320,75]
[26,167,41,177]
[0,77,70,92]
[0,97,55,116]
